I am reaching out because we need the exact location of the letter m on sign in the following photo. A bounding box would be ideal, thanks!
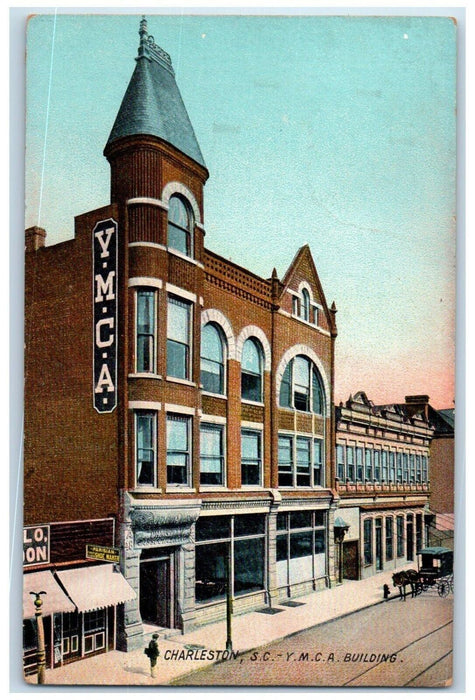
[93,218,118,413]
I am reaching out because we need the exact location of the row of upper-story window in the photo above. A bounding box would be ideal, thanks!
[135,410,326,490]
[135,288,326,413]
[336,444,429,484]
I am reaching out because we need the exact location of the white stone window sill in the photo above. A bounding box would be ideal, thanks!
[132,486,163,493]
[166,376,196,387]
[199,486,228,492]
[165,486,197,493]
[168,247,204,269]
[241,399,265,407]
[202,391,227,400]
[129,372,162,380]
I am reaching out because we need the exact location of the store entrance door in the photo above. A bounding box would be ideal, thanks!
[140,552,173,628]
[342,541,359,580]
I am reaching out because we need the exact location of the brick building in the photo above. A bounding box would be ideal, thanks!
[426,406,455,549]
[24,18,339,668]
[334,393,433,581]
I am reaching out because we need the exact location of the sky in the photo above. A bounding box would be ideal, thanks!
[23,10,457,409]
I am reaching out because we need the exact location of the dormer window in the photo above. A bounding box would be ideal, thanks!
[168,195,194,257]
[291,285,320,327]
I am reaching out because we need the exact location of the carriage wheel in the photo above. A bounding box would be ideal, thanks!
[421,579,429,591]
[438,581,449,598]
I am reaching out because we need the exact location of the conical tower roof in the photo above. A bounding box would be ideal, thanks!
[106,17,206,168]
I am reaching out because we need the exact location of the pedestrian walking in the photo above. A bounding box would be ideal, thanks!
[145,633,160,678]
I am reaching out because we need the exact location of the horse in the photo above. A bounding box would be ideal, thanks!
[392,569,420,600]
[405,569,422,596]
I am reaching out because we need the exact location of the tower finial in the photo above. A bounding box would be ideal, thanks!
[139,16,148,53]
[140,16,148,38]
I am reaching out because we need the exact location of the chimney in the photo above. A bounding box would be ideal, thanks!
[25,226,46,252]
[405,395,430,421]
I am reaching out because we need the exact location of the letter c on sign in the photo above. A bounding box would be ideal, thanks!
[96,318,115,348]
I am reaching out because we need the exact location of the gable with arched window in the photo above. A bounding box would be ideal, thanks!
[241,337,264,402]
[201,322,226,395]
[279,354,324,415]
[167,194,194,257]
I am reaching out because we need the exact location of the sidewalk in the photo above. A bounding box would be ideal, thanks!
[30,568,406,686]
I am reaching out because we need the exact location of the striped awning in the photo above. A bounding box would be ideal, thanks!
[23,570,75,618]
[55,564,136,612]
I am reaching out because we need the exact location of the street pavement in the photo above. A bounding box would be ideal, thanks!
[174,590,453,687]
[25,566,415,687]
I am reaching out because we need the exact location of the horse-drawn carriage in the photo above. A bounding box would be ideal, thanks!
[417,546,454,597]
[392,547,453,599]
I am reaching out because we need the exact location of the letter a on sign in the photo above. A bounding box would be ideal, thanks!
[93,218,118,413]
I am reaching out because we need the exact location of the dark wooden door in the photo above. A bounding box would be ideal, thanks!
[342,541,359,580]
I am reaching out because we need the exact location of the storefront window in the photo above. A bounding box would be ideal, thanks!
[386,516,393,560]
[234,538,264,595]
[276,511,326,587]
[195,541,227,603]
[195,514,266,605]
[397,515,404,557]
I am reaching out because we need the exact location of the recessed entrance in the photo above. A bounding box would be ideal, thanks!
[139,549,175,628]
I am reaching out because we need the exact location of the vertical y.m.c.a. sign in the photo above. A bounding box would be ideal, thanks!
[93,218,118,413]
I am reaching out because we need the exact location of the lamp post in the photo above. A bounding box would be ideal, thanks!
[30,591,47,684]
[225,544,233,652]
[334,517,350,585]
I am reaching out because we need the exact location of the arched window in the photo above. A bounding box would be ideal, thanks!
[167,195,194,256]
[301,288,310,322]
[279,355,324,415]
[241,338,263,402]
[201,323,225,394]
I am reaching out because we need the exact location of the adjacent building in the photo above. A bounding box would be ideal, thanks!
[426,406,455,549]
[24,18,339,669]
[334,393,433,580]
